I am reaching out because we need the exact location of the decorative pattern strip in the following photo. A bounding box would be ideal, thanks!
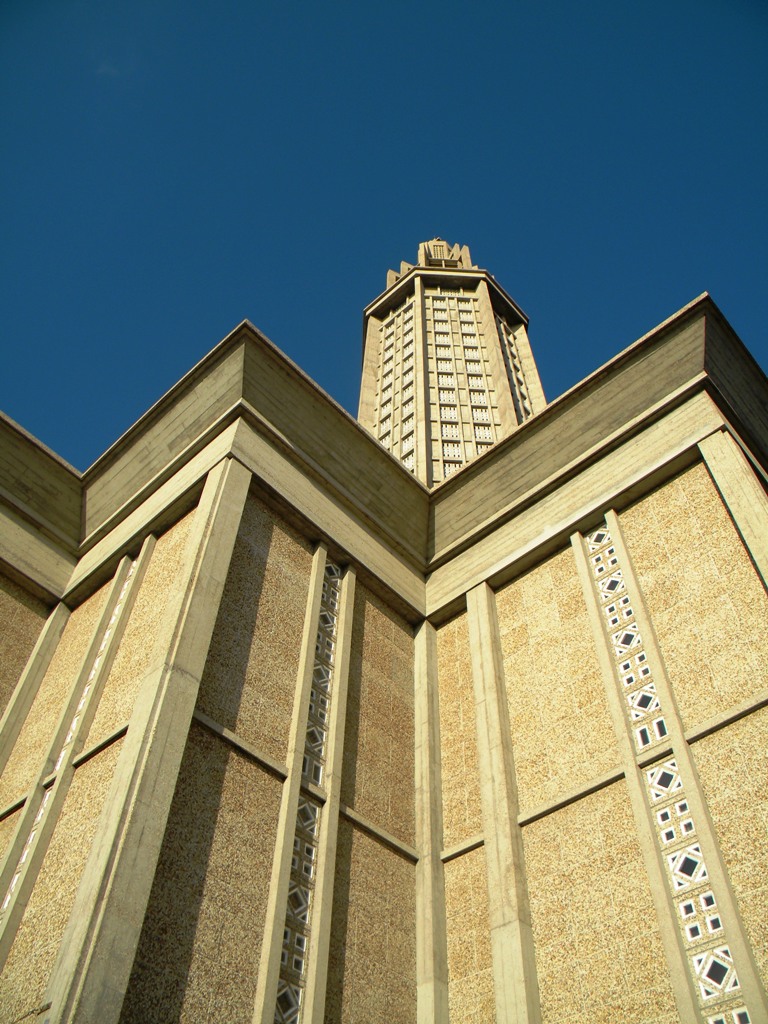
[586,527,668,752]
[0,561,137,922]
[274,561,342,1024]
[586,526,751,1024]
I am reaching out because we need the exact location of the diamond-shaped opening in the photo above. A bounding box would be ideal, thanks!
[679,855,700,877]
[705,959,728,987]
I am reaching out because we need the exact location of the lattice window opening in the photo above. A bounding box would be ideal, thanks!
[438,375,456,389]
[292,835,317,884]
[441,422,459,439]
[443,461,461,477]
[315,627,336,666]
[707,1009,751,1024]
[679,890,724,945]
[469,391,487,406]
[694,946,742,1003]
[440,405,458,421]
[439,390,457,404]
[275,979,302,1024]
[587,527,671,752]
[402,452,415,471]
[475,425,492,442]
[442,441,463,461]
[282,923,310,977]
[308,686,330,728]
[402,432,414,454]
[472,407,490,423]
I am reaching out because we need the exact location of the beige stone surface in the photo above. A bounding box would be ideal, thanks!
[443,846,494,1023]
[0,806,20,865]
[0,739,122,1023]
[196,493,312,762]
[85,510,195,747]
[522,781,680,1024]
[0,580,110,809]
[619,462,768,730]
[0,569,49,716]
[324,818,416,1024]
[437,612,482,848]
[341,585,415,845]
[495,548,620,815]
[119,722,282,1024]
[693,708,768,990]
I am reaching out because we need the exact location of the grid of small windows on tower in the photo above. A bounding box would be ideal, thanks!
[373,296,417,473]
[496,315,532,424]
[424,285,499,478]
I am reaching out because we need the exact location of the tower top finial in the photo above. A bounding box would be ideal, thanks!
[416,238,474,269]
[386,239,475,287]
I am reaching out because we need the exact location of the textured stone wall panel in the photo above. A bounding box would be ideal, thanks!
[0,739,123,1023]
[196,494,312,762]
[496,548,620,815]
[444,845,494,1023]
[619,462,768,730]
[0,807,21,867]
[0,569,49,716]
[523,781,680,1024]
[119,723,282,1024]
[85,510,195,747]
[0,580,110,809]
[341,586,415,845]
[437,612,482,848]
[693,708,768,990]
[324,819,416,1024]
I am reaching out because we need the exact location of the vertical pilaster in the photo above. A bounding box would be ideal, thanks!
[43,456,253,1024]
[413,620,449,1024]
[414,275,432,486]
[466,582,540,1024]
[0,602,70,779]
[251,543,328,1024]
[302,567,356,1024]
[474,280,518,438]
[699,430,768,588]
[0,544,152,970]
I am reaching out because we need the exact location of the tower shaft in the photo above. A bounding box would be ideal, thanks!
[358,239,546,486]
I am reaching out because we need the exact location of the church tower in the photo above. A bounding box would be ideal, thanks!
[358,239,546,485]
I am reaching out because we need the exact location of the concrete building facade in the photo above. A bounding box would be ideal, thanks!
[0,242,767,1024]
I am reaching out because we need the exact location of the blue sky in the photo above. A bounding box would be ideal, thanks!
[2,0,766,470]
